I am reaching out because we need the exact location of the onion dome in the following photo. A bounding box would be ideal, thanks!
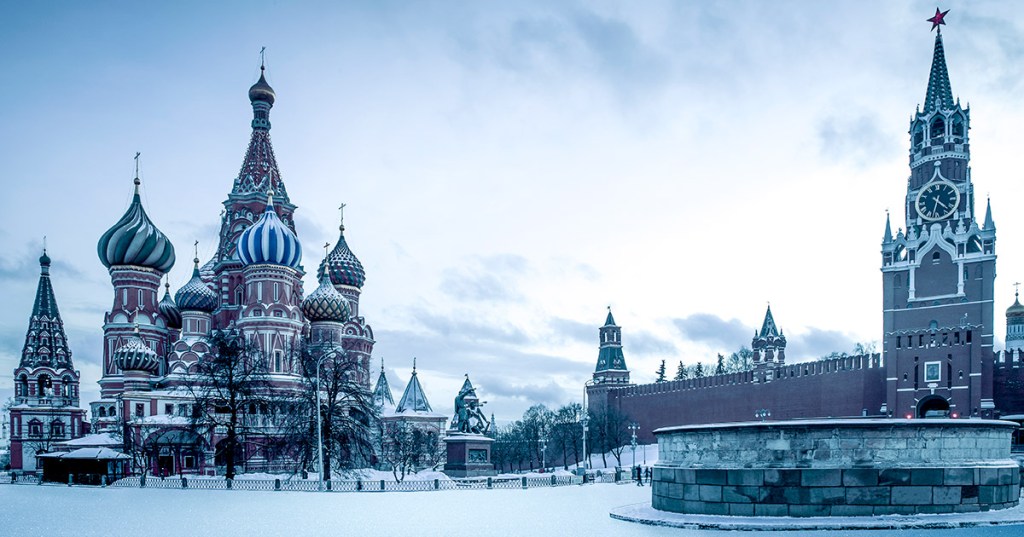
[175,257,218,313]
[317,214,365,288]
[302,272,351,323]
[114,328,160,373]
[159,281,182,330]
[1008,291,1024,319]
[248,65,276,106]
[237,192,302,268]
[97,177,176,273]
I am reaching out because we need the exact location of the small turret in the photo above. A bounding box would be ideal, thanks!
[395,359,433,414]
[593,307,629,385]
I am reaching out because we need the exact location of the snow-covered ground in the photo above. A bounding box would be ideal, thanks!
[569,443,659,470]
[1,483,1022,536]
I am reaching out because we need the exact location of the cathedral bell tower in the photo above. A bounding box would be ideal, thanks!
[881,12,996,419]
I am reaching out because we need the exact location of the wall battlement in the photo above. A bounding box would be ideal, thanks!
[616,354,882,400]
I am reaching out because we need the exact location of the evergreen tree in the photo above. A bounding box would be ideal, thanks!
[673,361,688,381]
[693,362,705,378]
[715,353,726,375]
[655,360,667,382]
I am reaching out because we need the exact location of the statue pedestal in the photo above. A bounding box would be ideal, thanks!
[443,433,495,477]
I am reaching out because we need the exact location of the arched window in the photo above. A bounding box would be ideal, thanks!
[37,374,52,397]
[931,117,945,140]
[61,377,72,397]
[913,124,924,146]
[98,407,107,417]
[951,115,964,138]
[932,251,941,264]
[109,406,116,417]
[17,375,28,397]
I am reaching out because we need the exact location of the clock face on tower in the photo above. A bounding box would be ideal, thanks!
[915,181,960,221]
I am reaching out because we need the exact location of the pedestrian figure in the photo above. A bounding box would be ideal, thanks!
[645,467,652,483]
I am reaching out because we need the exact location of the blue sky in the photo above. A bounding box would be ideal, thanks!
[2,1,1023,422]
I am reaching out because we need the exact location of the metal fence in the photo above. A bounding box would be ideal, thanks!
[3,471,593,493]
[101,473,586,493]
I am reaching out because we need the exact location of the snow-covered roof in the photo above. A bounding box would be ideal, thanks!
[57,433,121,447]
[38,447,129,460]
[137,414,191,426]
[395,366,433,413]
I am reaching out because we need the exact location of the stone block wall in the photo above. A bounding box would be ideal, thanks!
[652,419,1021,517]
[652,466,1021,517]
[657,420,1013,468]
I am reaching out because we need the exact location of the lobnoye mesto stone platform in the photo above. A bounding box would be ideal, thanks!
[652,419,1021,517]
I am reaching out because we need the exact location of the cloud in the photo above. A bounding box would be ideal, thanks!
[438,254,529,303]
[0,245,86,282]
[568,10,671,98]
[672,313,752,351]
[453,8,670,102]
[817,114,896,167]
[786,327,860,361]
[472,375,567,409]
[628,331,677,357]
[406,307,527,346]
[547,316,594,346]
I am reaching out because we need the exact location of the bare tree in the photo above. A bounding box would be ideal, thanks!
[380,420,443,482]
[281,342,377,480]
[725,346,754,372]
[598,404,631,467]
[185,331,269,480]
[550,403,583,470]
[521,404,552,469]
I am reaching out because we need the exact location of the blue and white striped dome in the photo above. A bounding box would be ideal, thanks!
[236,193,302,269]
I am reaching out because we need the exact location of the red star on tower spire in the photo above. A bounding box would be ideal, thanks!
[928,7,949,33]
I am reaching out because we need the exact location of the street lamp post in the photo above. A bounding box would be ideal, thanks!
[315,353,331,492]
[540,436,547,471]
[581,413,590,472]
[628,422,639,469]
[582,379,593,470]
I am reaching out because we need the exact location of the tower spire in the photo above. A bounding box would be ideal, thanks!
[21,249,73,369]
[923,10,954,113]
[984,197,995,230]
[883,210,893,244]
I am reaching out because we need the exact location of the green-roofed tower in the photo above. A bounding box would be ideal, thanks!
[593,307,629,385]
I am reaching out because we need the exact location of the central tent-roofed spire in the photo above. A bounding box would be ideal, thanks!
[923,29,955,114]
[215,52,296,266]
[233,51,289,201]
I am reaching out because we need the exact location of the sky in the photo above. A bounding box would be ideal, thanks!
[1,1,1023,424]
